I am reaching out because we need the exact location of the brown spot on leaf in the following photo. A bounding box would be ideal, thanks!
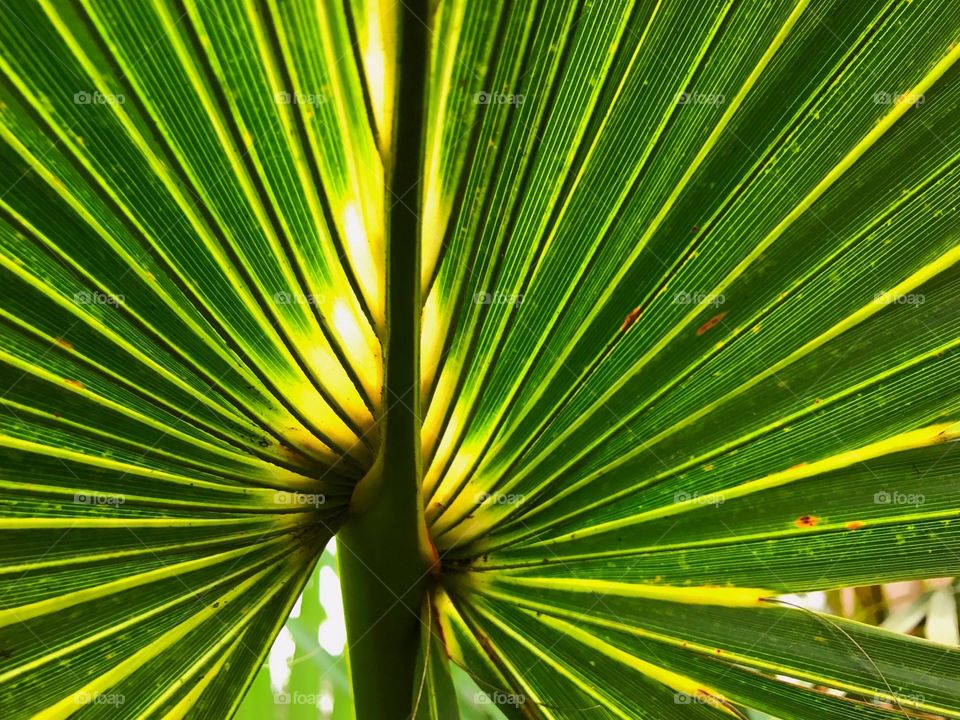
[55,338,73,350]
[620,306,642,332]
[696,312,727,336]
[794,515,819,528]
[424,534,441,577]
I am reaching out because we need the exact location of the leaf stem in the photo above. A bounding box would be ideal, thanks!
[337,1,433,718]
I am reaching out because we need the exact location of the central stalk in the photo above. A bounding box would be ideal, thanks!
[337,1,432,719]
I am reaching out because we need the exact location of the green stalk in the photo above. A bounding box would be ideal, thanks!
[337,2,432,718]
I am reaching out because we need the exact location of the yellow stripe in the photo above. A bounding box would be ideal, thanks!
[545,421,959,542]
[0,545,289,684]
[158,636,234,720]
[0,539,289,627]
[471,600,631,720]
[475,575,774,607]
[0,439,332,507]
[533,610,741,718]
[0,515,307,530]
[473,587,960,719]
[33,548,308,720]
[420,0,468,290]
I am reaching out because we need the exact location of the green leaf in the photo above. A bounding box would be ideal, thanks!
[2,0,960,718]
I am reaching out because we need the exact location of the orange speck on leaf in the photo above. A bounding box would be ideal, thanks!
[794,515,819,528]
[846,521,864,531]
[696,312,727,336]
[55,338,73,350]
[65,379,85,390]
[789,462,808,470]
[620,306,642,332]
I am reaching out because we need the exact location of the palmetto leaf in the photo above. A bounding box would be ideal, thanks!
[0,0,959,719]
